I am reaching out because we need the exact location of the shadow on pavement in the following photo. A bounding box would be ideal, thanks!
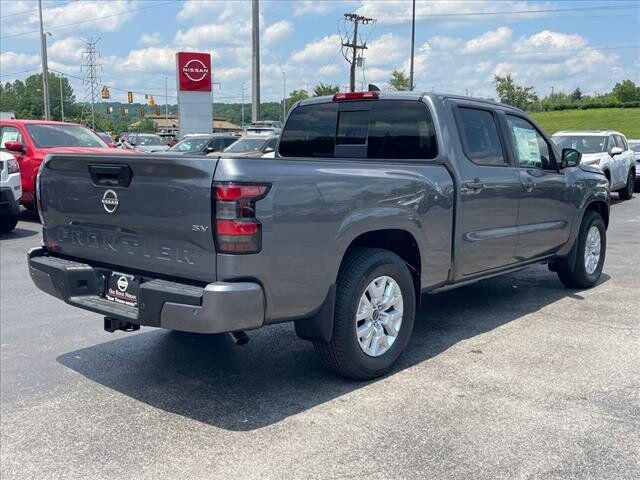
[57,265,609,431]
[0,227,38,240]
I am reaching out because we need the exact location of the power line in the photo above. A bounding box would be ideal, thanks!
[0,67,41,78]
[0,1,177,40]
[378,3,639,21]
[424,45,638,59]
[341,13,376,92]
[0,1,67,20]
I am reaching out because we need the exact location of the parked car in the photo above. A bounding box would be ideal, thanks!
[0,150,22,233]
[244,120,281,136]
[28,92,609,379]
[552,130,635,200]
[218,134,278,157]
[627,139,640,190]
[162,133,239,156]
[0,120,125,211]
[122,134,169,153]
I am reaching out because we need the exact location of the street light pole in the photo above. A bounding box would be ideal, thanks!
[251,0,261,122]
[282,70,286,124]
[59,76,64,122]
[38,0,51,120]
[409,0,415,91]
[165,75,168,126]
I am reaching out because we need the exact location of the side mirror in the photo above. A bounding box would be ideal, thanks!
[205,146,216,153]
[263,146,275,154]
[561,148,581,168]
[4,140,24,153]
[610,146,623,156]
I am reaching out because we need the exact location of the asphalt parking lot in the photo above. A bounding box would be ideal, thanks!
[1,196,638,480]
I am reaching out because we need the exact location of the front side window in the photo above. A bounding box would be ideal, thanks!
[26,124,106,148]
[170,137,208,152]
[506,115,553,170]
[457,107,505,166]
[224,137,267,153]
[614,135,627,150]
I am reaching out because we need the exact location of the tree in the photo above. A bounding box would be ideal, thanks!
[570,87,582,102]
[286,89,309,111]
[0,73,77,120]
[137,117,156,133]
[313,83,340,97]
[612,79,640,103]
[389,69,411,91]
[492,74,538,109]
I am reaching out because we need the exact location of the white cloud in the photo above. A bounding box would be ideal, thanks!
[1,0,138,37]
[174,21,251,48]
[263,20,293,46]
[177,0,251,23]
[139,32,162,46]
[293,0,349,16]
[48,37,84,62]
[0,51,40,70]
[464,27,513,53]
[291,34,341,63]
[119,47,179,72]
[365,33,407,67]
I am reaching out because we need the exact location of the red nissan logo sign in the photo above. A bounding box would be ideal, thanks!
[176,52,211,92]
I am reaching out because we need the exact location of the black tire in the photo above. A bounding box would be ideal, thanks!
[0,215,19,234]
[314,247,416,380]
[617,169,634,200]
[556,210,606,289]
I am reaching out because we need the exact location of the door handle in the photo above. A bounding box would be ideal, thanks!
[463,180,485,190]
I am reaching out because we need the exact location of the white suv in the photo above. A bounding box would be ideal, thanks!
[552,130,636,200]
[0,150,22,233]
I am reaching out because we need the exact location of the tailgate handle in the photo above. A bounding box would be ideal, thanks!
[88,164,132,187]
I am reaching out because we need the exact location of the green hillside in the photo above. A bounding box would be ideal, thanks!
[530,108,640,138]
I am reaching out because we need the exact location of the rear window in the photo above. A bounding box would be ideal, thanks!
[279,100,437,159]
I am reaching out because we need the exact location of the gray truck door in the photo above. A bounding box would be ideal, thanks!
[503,113,572,260]
[453,104,521,275]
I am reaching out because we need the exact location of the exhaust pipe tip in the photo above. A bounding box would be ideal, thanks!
[228,331,249,346]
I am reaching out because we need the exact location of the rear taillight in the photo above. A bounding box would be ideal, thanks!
[214,182,269,254]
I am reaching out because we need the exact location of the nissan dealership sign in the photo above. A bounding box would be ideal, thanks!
[176,52,212,137]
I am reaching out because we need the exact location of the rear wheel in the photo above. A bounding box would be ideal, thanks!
[0,215,19,234]
[617,169,634,200]
[314,247,416,380]
[556,210,606,289]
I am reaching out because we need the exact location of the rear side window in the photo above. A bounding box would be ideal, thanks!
[457,107,505,166]
[367,101,437,159]
[1,126,23,148]
[278,103,337,157]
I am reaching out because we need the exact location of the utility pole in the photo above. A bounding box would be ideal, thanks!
[409,0,416,91]
[282,70,286,124]
[164,76,168,126]
[341,13,375,92]
[38,0,51,120]
[241,82,246,127]
[251,0,260,122]
[59,76,64,122]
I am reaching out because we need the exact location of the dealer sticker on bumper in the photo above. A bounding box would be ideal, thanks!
[105,272,139,307]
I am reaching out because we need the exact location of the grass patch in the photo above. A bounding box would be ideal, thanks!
[530,108,640,138]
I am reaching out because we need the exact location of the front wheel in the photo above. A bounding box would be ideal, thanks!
[617,169,634,200]
[556,210,606,289]
[0,215,19,234]
[314,247,416,380]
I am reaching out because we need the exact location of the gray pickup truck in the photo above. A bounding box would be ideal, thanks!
[28,92,609,379]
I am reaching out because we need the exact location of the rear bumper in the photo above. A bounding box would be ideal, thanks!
[27,247,265,333]
[0,187,20,217]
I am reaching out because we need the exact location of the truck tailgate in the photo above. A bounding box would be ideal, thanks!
[40,153,217,283]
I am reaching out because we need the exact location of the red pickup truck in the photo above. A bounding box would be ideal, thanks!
[0,120,125,210]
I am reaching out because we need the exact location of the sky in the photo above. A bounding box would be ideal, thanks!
[0,0,639,105]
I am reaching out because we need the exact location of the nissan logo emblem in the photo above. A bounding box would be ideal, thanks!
[182,59,208,82]
[101,189,119,214]
[117,275,129,292]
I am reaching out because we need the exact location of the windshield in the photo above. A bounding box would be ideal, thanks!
[224,137,268,153]
[131,135,164,146]
[553,135,607,154]
[26,124,107,148]
[169,137,209,152]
